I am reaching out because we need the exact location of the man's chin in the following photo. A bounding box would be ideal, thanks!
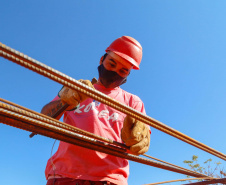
[104,84,117,89]
[102,81,118,89]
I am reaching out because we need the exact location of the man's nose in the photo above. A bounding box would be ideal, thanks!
[110,67,120,75]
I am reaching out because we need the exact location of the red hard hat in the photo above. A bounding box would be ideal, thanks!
[105,36,142,70]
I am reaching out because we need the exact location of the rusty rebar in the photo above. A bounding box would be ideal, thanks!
[0,109,209,178]
[142,154,201,175]
[182,177,226,185]
[1,98,207,178]
[0,100,204,179]
[0,99,128,149]
[0,108,127,153]
[0,42,225,161]
[143,177,216,185]
[0,43,226,160]
[29,103,69,138]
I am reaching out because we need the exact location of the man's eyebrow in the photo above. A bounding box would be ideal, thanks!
[109,58,129,72]
[109,59,117,64]
[122,68,129,72]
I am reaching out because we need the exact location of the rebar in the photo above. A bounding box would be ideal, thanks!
[0,108,209,178]
[0,99,128,150]
[143,177,216,185]
[1,98,207,178]
[0,42,225,160]
[182,177,226,185]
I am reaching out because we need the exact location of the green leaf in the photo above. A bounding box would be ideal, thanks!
[192,155,198,161]
[183,160,193,164]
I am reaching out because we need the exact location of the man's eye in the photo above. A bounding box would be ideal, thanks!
[110,63,115,67]
[120,70,127,75]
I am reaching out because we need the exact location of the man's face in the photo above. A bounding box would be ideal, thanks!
[98,51,133,88]
[101,51,133,78]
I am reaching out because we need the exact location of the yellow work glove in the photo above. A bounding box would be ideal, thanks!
[58,79,95,110]
[121,116,150,155]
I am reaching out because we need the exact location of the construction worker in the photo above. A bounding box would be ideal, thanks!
[43,36,151,185]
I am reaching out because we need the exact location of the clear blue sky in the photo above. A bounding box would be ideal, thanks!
[1,1,226,185]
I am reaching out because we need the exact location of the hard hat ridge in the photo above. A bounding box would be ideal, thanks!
[105,36,142,70]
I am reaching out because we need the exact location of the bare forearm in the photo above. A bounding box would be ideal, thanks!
[41,99,65,119]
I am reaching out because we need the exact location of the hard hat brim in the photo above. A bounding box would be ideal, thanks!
[107,50,140,70]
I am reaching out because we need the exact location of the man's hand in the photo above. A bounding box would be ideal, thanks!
[121,116,150,155]
[59,79,95,110]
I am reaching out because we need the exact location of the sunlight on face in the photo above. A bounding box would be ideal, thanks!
[101,51,133,78]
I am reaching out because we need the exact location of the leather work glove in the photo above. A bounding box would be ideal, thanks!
[59,79,96,110]
[121,116,150,155]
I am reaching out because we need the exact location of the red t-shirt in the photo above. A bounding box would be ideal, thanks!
[45,84,146,185]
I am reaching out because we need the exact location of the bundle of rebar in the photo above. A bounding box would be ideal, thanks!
[182,177,226,185]
[0,42,225,161]
[144,177,219,185]
[0,98,210,178]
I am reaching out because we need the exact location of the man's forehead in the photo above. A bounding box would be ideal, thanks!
[107,51,133,70]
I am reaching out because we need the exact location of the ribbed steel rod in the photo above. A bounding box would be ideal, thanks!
[0,109,126,153]
[142,154,201,175]
[0,98,128,149]
[144,177,216,185]
[0,42,225,161]
[182,178,226,185]
[0,110,209,178]
[0,98,205,178]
